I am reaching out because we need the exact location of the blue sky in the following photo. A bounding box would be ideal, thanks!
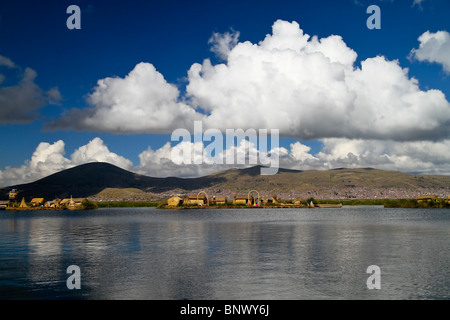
[1,0,450,186]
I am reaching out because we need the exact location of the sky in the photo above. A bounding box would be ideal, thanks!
[0,0,450,186]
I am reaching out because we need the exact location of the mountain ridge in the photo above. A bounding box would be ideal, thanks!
[1,162,450,201]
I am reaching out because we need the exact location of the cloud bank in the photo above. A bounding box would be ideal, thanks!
[4,20,449,185]
[46,20,450,142]
[188,20,450,141]
[3,136,450,187]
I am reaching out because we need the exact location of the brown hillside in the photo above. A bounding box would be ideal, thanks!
[2,163,450,201]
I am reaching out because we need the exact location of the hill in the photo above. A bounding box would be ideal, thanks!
[0,162,226,201]
[210,166,450,191]
[201,166,450,199]
[1,163,450,201]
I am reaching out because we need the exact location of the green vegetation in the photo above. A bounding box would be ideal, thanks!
[314,198,450,208]
[382,199,418,208]
[316,199,384,206]
[80,199,98,210]
[102,197,450,209]
[383,199,450,208]
[276,198,450,208]
[156,201,168,209]
[96,201,160,208]
[95,188,156,201]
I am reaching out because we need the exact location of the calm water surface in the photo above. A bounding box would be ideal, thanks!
[0,206,449,300]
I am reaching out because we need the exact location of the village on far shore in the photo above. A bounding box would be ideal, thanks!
[160,192,450,209]
[0,188,338,210]
[0,189,96,211]
[163,192,342,209]
[1,188,449,211]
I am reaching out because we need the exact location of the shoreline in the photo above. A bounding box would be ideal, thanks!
[161,203,344,209]
[2,198,449,211]
[2,207,80,211]
[164,205,309,210]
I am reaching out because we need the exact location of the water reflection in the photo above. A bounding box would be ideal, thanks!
[0,207,449,299]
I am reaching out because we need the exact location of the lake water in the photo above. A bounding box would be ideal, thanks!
[0,206,449,300]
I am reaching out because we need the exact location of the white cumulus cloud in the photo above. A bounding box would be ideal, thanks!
[48,20,450,142]
[187,20,450,141]
[314,138,450,175]
[136,138,279,178]
[410,30,450,73]
[71,137,133,169]
[4,136,450,187]
[136,137,450,178]
[0,138,133,186]
[208,29,240,61]
[46,63,204,133]
[0,140,72,186]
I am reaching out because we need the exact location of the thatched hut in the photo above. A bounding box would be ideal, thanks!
[233,194,253,205]
[416,195,438,203]
[30,198,45,207]
[8,189,18,201]
[61,197,86,209]
[45,200,60,208]
[19,197,28,208]
[167,196,182,206]
[183,194,208,206]
[214,196,227,205]
[0,200,10,209]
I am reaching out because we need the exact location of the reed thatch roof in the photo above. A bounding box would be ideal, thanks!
[416,194,437,200]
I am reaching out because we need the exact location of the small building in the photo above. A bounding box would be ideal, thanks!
[60,197,86,209]
[19,197,28,208]
[183,194,208,206]
[30,198,45,207]
[293,198,304,205]
[60,198,72,206]
[233,194,253,205]
[417,195,438,203]
[167,196,182,206]
[0,200,10,209]
[66,197,77,210]
[214,196,227,205]
[45,200,60,208]
[9,189,18,200]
